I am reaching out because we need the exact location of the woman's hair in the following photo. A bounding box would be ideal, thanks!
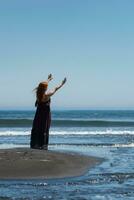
[34,82,48,106]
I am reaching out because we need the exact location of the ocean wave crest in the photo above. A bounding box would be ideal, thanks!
[1,119,134,127]
[0,130,134,136]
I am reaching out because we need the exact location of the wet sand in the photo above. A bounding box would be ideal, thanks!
[0,148,103,179]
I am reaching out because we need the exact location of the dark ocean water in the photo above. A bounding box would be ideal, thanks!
[0,110,134,200]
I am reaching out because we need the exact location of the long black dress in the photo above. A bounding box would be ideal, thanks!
[30,98,51,149]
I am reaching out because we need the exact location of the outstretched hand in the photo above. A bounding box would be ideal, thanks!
[48,74,53,81]
[62,77,67,85]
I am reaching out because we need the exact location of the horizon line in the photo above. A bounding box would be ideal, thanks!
[1,107,134,111]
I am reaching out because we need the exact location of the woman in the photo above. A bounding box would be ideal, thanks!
[30,74,67,150]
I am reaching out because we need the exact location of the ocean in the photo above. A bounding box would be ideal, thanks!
[0,110,134,200]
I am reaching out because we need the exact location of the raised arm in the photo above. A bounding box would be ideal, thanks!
[40,74,53,86]
[46,78,67,97]
[47,74,53,83]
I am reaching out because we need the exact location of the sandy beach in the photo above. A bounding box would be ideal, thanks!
[0,148,102,179]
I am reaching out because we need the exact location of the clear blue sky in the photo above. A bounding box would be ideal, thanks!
[0,0,134,110]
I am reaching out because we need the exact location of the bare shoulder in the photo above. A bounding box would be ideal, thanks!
[45,91,52,96]
[42,93,50,101]
[45,89,55,97]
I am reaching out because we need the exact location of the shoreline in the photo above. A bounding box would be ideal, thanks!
[0,148,103,179]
